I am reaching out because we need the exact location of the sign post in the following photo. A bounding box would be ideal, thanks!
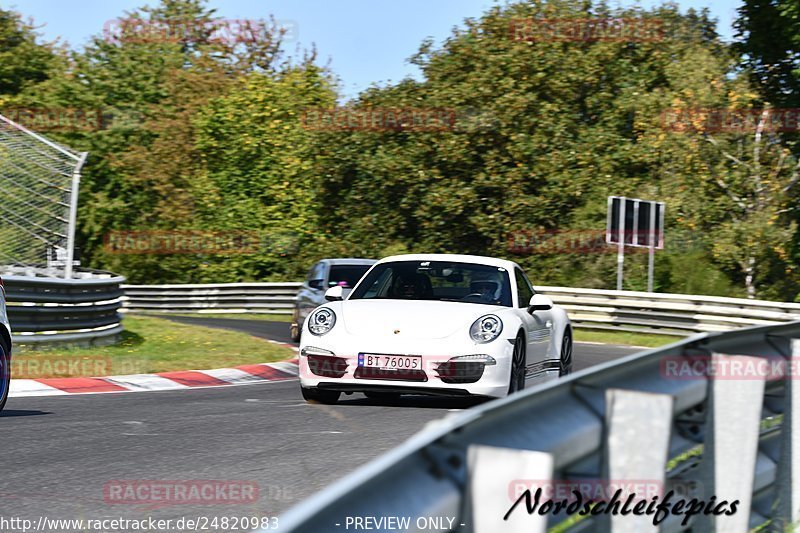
[648,202,656,292]
[617,198,626,291]
[607,196,665,292]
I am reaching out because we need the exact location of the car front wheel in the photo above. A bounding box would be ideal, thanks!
[290,309,301,343]
[301,387,340,404]
[559,329,573,376]
[508,336,526,394]
[0,343,10,412]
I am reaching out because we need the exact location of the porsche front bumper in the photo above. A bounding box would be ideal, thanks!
[298,334,515,399]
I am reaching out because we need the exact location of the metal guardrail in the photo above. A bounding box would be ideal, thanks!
[120,282,301,314]
[539,286,800,336]
[4,270,125,345]
[277,320,800,532]
[120,283,800,336]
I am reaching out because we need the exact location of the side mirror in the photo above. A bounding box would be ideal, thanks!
[308,279,324,290]
[325,285,344,301]
[527,294,553,313]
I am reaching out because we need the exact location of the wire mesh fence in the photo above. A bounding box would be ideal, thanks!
[0,113,87,278]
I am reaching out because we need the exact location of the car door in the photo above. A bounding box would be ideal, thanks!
[514,268,553,383]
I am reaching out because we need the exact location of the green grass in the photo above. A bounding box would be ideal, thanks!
[574,329,681,348]
[138,314,678,349]
[141,312,293,323]
[149,313,676,347]
[11,316,295,379]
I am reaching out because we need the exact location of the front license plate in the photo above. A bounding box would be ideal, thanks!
[358,353,422,371]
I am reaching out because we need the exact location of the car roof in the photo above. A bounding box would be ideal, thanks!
[376,253,521,271]
[323,258,378,266]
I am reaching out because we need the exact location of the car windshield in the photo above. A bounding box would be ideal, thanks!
[328,264,372,288]
[349,260,512,307]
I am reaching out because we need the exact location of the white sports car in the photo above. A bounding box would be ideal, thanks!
[298,254,572,403]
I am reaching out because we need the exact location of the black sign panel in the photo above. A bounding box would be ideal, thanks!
[606,196,664,248]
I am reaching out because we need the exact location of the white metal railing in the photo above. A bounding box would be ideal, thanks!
[537,286,800,336]
[120,282,301,314]
[120,282,800,336]
[276,320,800,532]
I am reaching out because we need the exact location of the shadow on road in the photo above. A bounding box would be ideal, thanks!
[337,394,491,410]
[0,409,52,417]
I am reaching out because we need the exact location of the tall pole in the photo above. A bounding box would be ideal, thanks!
[647,203,656,292]
[617,198,625,291]
[65,152,87,279]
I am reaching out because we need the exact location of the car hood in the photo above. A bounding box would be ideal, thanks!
[340,299,502,340]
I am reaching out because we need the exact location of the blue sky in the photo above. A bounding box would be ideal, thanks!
[4,0,740,99]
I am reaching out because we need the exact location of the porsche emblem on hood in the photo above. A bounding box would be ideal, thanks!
[393,329,400,334]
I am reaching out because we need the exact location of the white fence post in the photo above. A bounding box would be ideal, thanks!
[468,445,553,533]
[777,340,800,527]
[64,152,87,279]
[604,389,673,533]
[700,353,766,531]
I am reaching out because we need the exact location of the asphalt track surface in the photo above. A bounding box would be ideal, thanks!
[0,317,643,524]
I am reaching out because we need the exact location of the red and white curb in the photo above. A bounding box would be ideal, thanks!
[9,351,300,398]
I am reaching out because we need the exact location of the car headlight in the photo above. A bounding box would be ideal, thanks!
[470,314,503,343]
[301,346,336,357]
[308,307,336,336]
[448,354,497,365]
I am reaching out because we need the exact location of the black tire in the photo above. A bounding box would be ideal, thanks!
[290,309,301,343]
[0,343,9,413]
[508,335,526,394]
[301,387,340,404]
[364,391,400,400]
[559,328,573,376]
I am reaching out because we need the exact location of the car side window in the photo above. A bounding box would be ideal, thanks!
[515,268,534,308]
[306,263,318,283]
[522,270,536,296]
[363,267,393,298]
[307,262,325,290]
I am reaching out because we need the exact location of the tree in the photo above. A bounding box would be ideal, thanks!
[308,1,756,294]
[191,62,337,282]
[15,0,305,282]
[735,0,800,106]
[703,111,799,298]
[0,9,59,98]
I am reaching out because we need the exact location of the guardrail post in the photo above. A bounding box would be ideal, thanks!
[64,151,87,280]
[700,353,766,532]
[603,388,673,532]
[776,339,800,527]
[467,445,553,533]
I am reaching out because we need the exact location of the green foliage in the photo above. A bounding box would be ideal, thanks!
[735,0,800,106]
[0,9,60,97]
[2,0,800,301]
